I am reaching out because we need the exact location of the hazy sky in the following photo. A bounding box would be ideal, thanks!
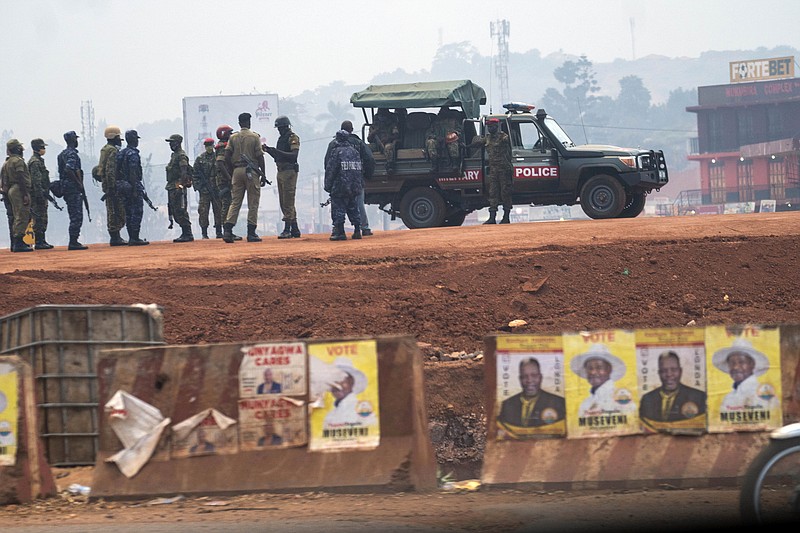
[2,0,799,146]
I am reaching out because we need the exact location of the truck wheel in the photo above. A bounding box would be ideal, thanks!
[443,211,467,227]
[579,175,625,219]
[619,192,646,218]
[399,187,446,229]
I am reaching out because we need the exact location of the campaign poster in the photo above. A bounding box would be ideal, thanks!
[171,409,238,458]
[636,328,707,434]
[239,342,307,398]
[0,364,18,466]
[564,330,640,438]
[238,396,307,450]
[494,335,566,439]
[308,340,380,452]
[706,325,782,433]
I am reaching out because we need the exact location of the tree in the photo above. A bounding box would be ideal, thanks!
[315,101,356,135]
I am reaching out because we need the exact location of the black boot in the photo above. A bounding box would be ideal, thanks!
[11,235,33,253]
[68,237,88,250]
[201,226,209,239]
[500,208,511,224]
[215,224,223,239]
[290,220,301,238]
[173,226,194,243]
[484,209,497,225]
[352,224,362,240]
[278,221,292,239]
[329,223,347,241]
[247,224,262,242]
[222,222,235,243]
[109,230,128,246]
[34,232,54,250]
[128,229,149,246]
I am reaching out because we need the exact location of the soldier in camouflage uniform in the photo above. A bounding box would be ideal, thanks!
[264,115,300,239]
[367,108,400,172]
[27,138,54,249]
[57,131,88,250]
[165,133,194,242]
[425,107,464,172]
[99,125,127,245]
[193,138,222,239]
[117,129,149,246]
[214,125,241,241]
[470,118,513,224]
[1,139,33,252]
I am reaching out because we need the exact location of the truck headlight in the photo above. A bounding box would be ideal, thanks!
[618,156,636,168]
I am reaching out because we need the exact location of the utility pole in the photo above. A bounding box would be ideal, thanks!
[80,100,95,156]
[490,19,510,105]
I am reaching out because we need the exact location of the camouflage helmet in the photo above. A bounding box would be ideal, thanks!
[31,138,47,151]
[274,115,291,128]
[104,125,122,139]
[165,134,183,143]
[6,138,23,152]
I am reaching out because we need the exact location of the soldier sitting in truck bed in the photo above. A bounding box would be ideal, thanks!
[425,106,465,172]
[367,108,400,172]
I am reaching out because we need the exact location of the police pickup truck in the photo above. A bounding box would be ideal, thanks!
[350,80,669,228]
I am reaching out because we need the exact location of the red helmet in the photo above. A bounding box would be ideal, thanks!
[216,125,233,139]
[203,137,214,145]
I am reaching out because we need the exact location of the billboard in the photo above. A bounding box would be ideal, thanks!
[182,94,279,159]
[729,56,794,84]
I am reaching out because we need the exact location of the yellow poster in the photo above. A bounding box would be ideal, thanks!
[636,328,707,434]
[564,330,640,438]
[0,365,19,466]
[308,340,380,452]
[706,325,782,432]
[495,335,566,439]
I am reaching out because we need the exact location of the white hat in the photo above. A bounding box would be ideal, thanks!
[570,343,626,381]
[333,357,368,394]
[712,338,770,377]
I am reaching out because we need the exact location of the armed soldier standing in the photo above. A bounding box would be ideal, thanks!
[28,138,55,249]
[117,129,149,246]
[1,139,33,252]
[214,125,241,241]
[367,108,400,173]
[165,134,194,242]
[57,130,89,250]
[324,129,363,241]
[99,125,127,245]
[264,115,300,239]
[470,118,513,224]
[224,112,265,243]
[193,138,222,239]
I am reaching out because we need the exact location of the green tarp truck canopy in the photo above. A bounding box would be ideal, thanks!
[350,80,487,119]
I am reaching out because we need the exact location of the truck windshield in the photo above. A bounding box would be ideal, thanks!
[544,117,575,147]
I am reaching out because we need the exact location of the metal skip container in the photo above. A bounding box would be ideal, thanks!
[0,305,165,466]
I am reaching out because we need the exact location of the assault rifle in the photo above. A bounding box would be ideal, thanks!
[45,192,64,211]
[141,189,158,212]
[68,169,91,222]
[320,198,331,208]
[241,154,271,186]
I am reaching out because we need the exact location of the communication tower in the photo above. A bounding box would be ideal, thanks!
[80,100,95,155]
[490,19,510,104]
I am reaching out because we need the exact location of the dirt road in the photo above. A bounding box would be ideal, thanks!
[1,212,798,530]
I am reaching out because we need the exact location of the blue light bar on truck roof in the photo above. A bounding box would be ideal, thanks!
[502,102,536,113]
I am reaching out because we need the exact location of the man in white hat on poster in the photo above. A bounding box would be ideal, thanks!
[713,338,778,411]
[323,357,376,427]
[571,344,636,417]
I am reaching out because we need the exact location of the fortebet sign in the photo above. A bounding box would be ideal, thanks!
[729,56,794,83]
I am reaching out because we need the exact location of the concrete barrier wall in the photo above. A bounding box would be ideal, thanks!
[0,356,57,504]
[91,335,436,499]
[481,325,800,489]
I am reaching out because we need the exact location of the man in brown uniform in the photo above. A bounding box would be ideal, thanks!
[264,115,300,239]
[28,138,54,249]
[165,133,194,242]
[223,112,265,243]
[1,139,33,252]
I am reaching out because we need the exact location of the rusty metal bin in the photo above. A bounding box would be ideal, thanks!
[0,305,165,466]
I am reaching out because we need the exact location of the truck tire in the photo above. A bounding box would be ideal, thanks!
[399,187,447,229]
[443,211,467,227]
[579,174,626,219]
[619,192,646,218]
